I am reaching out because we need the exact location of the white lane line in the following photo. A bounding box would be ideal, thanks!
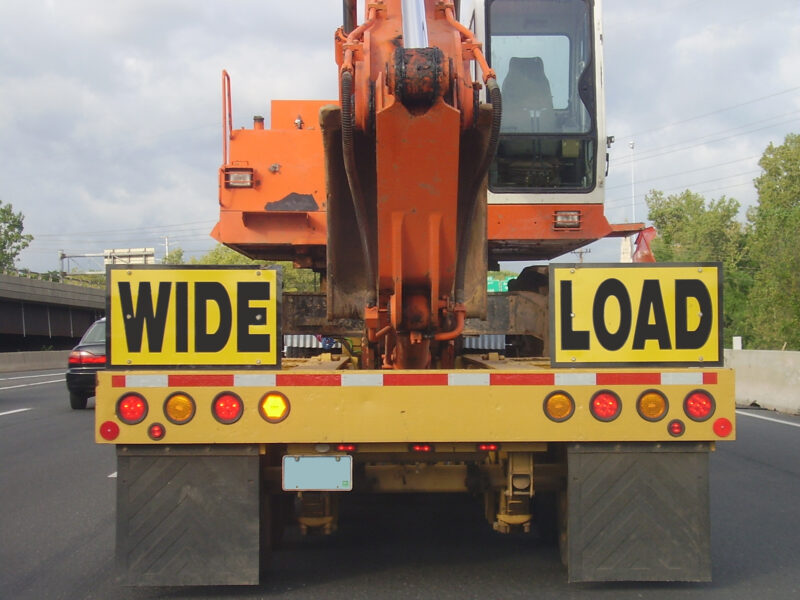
[108,472,118,479]
[0,408,33,417]
[0,372,64,382]
[737,410,800,428]
[0,378,64,391]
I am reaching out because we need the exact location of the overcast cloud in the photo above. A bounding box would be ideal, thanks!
[1,0,798,273]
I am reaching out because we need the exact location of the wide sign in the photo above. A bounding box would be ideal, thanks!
[550,263,722,367]
[107,265,280,368]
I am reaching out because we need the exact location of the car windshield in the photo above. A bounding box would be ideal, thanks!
[80,320,106,344]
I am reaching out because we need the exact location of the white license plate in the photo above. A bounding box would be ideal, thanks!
[282,455,353,491]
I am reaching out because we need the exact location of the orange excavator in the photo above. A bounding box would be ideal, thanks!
[212,0,638,371]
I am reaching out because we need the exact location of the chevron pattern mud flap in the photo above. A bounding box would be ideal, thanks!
[116,445,262,586]
[566,442,711,582]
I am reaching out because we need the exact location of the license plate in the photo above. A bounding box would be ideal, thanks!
[282,455,353,491]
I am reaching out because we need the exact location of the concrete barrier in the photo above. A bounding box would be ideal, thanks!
[0,350,70,373]
[725,349,800,415]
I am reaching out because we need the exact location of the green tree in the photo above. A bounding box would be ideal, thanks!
[163,247,185,264]
[744,133,800,349]
[191,244,318,292]
[0,200,33,271]
[645,189,751,346]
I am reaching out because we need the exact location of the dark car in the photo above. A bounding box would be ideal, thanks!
[66,317,106,409]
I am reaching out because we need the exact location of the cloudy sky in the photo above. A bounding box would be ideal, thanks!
[2,0,798,274]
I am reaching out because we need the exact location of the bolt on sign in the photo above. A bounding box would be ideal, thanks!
[549,263,723,367]
[107,266,281,368]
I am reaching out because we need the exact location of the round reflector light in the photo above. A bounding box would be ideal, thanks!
[100,421,120,441]
[259,392,290,423]
[212,392,244,424]
[713,417,733,438]
[684,390,715,422]
[668,419,685,437]
[591,391,621,422]
[544,391,575,422]
[148,423,166,440]
[637,390,668,422]
[117,393,148,424]
[164,393,196,424]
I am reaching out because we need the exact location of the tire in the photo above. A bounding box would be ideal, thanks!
[69,392,88,410]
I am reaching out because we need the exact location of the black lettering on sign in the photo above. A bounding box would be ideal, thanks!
[675,279,712,349]
[632,279,672,349]
[559,281,589,350]
[237,281,271,352]
[175,281,188,352]
[194,282,232,352]
[118,281,171,352]
[592,279,631,351]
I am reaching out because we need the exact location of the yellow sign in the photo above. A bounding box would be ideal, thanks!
[550,264,722,366]
[108,266,280,367]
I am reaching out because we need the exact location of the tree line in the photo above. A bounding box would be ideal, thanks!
[645,133,799,350]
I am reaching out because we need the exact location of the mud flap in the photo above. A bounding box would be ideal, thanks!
[116,445,262,586]
[566,442,711,582]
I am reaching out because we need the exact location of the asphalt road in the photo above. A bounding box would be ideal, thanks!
[1,369,799,599]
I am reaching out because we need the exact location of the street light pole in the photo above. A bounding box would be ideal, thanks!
[629,141,636,222]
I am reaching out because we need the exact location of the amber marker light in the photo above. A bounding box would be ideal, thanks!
[117,393,148,425]
[544,391,575,422]
[164,392,196,424]
[259,392,290,424]
[212,392,244,424]
[637,390,668,422]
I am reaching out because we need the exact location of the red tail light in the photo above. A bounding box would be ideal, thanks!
[668,419,686,437]
[99,421,120,441]
[337,444,357,452]
[212,392,244,424]
[117,393,147,424]
[684,391,715,421]
[148,423,166,440]
[478,443,499,452]
[713,417,732,438]
[590,391,621,422]
[410,443,432,453]
[69,351,106,365]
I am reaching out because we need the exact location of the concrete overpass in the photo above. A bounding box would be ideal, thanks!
[0,273,104,351]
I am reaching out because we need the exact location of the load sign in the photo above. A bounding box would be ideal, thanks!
[107,266,280,368]
[550,263,722,367]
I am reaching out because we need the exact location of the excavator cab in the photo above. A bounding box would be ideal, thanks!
[489,0,597,193]
[483,0,601,198]
[465,0,623,264]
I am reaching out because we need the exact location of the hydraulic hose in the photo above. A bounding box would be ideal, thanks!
[341,70,378,307]
[454,78,502,304]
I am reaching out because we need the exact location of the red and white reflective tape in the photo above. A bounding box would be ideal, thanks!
[111,371,718,388]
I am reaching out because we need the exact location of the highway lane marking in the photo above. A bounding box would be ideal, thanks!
[0,378,65,391]
[737,410,800,428]
[0,373,64,382]
[0,408,33,417]
[108,472,117,478]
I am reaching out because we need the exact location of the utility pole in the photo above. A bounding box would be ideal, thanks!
[573,248,591,263]
[163,236,169,263]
